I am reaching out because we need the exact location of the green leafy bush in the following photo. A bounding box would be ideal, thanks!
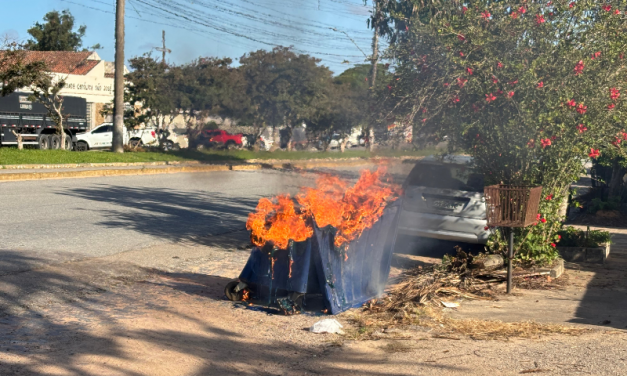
[557,226,611,247]
[587,197,621,214]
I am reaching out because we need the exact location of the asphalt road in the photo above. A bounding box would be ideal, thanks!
[0,170,320,267]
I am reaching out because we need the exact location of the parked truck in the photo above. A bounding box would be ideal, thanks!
[0,92,88,150]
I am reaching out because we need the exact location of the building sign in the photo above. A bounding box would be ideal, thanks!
[63,82,113,93]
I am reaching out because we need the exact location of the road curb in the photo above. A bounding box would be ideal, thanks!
[0,164,232,182]
[0,156,422,182]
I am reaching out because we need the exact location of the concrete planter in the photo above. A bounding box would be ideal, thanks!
[557,243,610,264]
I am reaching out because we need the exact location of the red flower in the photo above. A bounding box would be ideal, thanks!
[615,9,621,14]
[537,81,544,88]
[574,60,585,75]
[511,11,519,19]
[576,103,587,114]
[622,131,627,140]
[540,218,547,223]
[510,79,518,86]
[536,14,546,24]
[481,11,491,20]
[591,51,601,60]
[452,96,460,103]
[484,226,489,231]
[387,85,392,91]
[558,235,562,240]
[589,148,600,159]
[536,213,542,220]
[569,2,575,8]
[612,137,622,147]
[610,87,620,100]
[551,243,556,248]
[508,91,515,98]
[458,34,466,41]
[603,5,612,12]
[608,103,616,110]
[546,194,553,201]
[497,62,503,68]
[459,51,464,57]
[422,118,427,123]
[463,6,468,13]
[541,138,552,148]
[466,67,473,75]
[422,108,427,113]
[485,93,497,102]
[576,124,588,133]
[457,77,468,87]
[527,139,535,148]
[492,76,498,84]
[519,6,526,14]
[566,99,576,107]
[551,135,557,141]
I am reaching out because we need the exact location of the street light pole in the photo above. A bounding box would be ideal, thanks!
[112,0,125,153]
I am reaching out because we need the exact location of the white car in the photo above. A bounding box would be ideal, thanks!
[397,155,489,244]
[74,123,158,151]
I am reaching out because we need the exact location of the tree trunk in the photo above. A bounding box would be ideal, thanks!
[368,128,375,151]
[10,130,23,150]
[608,159,627,199]
[339,138,347,153]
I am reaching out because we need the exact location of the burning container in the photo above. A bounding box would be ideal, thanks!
[227,200,401,315]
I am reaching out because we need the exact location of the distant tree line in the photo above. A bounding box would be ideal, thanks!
[125,47,392,150]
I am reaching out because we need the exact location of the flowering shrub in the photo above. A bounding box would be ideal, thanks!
[374,0,627,262]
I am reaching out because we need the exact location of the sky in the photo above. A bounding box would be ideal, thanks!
[1,0,379,75]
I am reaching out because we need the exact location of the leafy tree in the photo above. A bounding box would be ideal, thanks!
[377,0,627,262]
[125,55,179,143]
[26,10,88,52]
[238,47,334,149]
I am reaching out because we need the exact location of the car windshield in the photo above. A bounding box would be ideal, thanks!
[406,163,484,192]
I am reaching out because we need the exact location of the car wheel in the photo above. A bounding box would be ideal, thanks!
[345,141,352,149]
[38,135,50,150]
[162,140,174,151]
[226,141,237,150]
[50,135,61,149]
[63,135,72,150]
[76,141,89,151]
[129,139,142,148]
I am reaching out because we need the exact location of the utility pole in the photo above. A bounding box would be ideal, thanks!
[368,0,380,151]
[112,0,125,153]
[155,30,171,65]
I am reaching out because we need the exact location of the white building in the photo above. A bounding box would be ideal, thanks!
[17,51,128,129]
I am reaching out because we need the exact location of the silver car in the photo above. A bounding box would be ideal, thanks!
[398,155,489,244]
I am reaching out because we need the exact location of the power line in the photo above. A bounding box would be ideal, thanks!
[60,0,372,69]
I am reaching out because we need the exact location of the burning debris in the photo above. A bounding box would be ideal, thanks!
[246,167,400,251]
[229,167,402,315]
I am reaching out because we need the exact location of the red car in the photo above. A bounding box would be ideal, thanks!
[199,130,248,150]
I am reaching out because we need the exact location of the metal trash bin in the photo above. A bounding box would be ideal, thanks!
[228,200,401,314]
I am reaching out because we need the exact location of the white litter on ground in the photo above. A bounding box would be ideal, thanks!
[310,319,345,334]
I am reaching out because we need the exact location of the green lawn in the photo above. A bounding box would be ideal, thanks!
[0,147,435,166]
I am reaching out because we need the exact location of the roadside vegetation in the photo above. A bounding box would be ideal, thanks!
[0,147,435,166]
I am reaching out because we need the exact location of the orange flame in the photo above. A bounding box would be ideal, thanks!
[242,289,250,301]
[246,194,313,250]
[246,167,400,252]
[298,167,400,247]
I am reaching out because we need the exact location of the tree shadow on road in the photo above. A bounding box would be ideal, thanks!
[62,184,260,249]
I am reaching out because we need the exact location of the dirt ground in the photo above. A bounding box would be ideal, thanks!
[0,227,626,375]
[2,164,627,375]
